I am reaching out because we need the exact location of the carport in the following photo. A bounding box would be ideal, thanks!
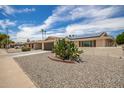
[44,42,54,50]
[34,43,42,50]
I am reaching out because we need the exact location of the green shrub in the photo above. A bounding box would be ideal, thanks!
[53,38,83,62]
[21,47,31,52]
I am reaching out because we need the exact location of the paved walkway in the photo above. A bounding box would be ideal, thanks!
[0,49,36,88]
[8,50,49,58]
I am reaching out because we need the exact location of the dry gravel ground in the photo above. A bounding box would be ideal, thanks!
[14,52,124,88]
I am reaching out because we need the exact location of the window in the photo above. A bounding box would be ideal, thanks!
[79,40,96,47]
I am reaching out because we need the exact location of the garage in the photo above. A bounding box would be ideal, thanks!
[35,43,42,50]
[44,42,54,50]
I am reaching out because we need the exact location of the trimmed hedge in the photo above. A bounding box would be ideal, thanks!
[21,47,31,52]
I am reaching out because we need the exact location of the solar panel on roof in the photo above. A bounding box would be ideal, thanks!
[67,32,104,40]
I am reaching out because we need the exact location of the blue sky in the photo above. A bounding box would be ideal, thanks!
[0,5,124,42]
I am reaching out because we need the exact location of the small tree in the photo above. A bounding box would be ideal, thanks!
[53,38,83,62]
[0,33,9,42]
[0,33,10,48]
[116,32,124,45]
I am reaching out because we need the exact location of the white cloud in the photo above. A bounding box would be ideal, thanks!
[15,24,43,42]
[41,6,123,30]
[0,5,15,15]
[69,6,115,20]
[66,17,124,35]
[41,6,76,29]
[17,8,35,13]
[0,5,35,16]
[0,19,16,29]
[15,24,66,42]
[17,25,40,37]
[13,5,124,42]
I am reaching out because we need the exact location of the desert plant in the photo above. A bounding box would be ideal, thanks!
[21,47,31,52]
[53,38,83,62]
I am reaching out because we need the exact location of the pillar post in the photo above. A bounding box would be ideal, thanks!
[42,42,44,50]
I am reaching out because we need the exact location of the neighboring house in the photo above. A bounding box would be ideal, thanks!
[25,36,62,50]
[25,32,114,50]
[0,42,15,48]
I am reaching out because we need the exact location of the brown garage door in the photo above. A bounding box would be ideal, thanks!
[44,42,54,50]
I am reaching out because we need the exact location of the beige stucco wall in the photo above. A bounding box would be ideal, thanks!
[105,39,113,46]
[96,39,106,47]
[26,44,30,48]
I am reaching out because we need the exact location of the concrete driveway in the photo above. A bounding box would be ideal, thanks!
[0,49,36,88]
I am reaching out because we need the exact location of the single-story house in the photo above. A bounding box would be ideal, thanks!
[25,36,62,50]
[25,32,114,50]
[70,32,114,47]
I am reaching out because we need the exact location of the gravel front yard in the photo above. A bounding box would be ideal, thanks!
[14,52,124,88]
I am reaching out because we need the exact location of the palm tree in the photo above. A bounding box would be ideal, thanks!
[72,34,75,38]
[44,30,46,39]
[40,29,46,40]
[69,35,75,39]
[41,29,44,40]
[27,38,30,42]
[69,35,71,38]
